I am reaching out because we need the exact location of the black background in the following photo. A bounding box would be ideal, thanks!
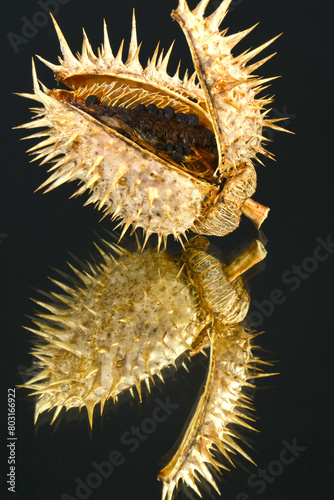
[1,1,333,499]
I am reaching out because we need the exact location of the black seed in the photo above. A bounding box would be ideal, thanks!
[147,103,158,115]
[212,146,218,155]
[117,128,131,140]
[175,113,188,124]
[164,106,175,119]
[166,142,174,152]
[187,113,199,127]
[158,108,164,118]
[136,104,146,112]
[203,128,214,139]
[175,143,184,154]
[172,151,184,162]
[155,142,166,150]
[182,143,191,155]
[85,95,99,106]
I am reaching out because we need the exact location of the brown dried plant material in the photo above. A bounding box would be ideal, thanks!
[21,234,270,498]
[16,0,286,246]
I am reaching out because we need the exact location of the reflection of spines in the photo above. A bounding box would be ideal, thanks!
[158,236,270,499]
[22,241,205,428]
[159,324,272,500]
[19,233,270,498]
[21,234,266,426]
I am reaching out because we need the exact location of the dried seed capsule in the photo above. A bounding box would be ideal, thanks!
[17,0,284,243]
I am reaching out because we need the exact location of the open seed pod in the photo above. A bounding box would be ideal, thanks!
[21,234,271,498]
[16,0,286,246]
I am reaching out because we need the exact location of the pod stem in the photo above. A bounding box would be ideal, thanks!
[223,239,267,282]
[241,198,270,229]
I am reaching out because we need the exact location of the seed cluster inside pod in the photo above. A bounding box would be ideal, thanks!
[55,89,219,182]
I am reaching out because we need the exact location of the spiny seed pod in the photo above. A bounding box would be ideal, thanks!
[21,234,270,498]
[16,0,286,246]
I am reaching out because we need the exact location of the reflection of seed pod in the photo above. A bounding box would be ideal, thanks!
[181,235,250,324]
[21,235,265,424]
[159,324,262,499]
[16,0,286,244]
[20,234,269,497]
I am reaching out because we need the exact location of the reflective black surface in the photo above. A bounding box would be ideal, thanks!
[1,1,333,499]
